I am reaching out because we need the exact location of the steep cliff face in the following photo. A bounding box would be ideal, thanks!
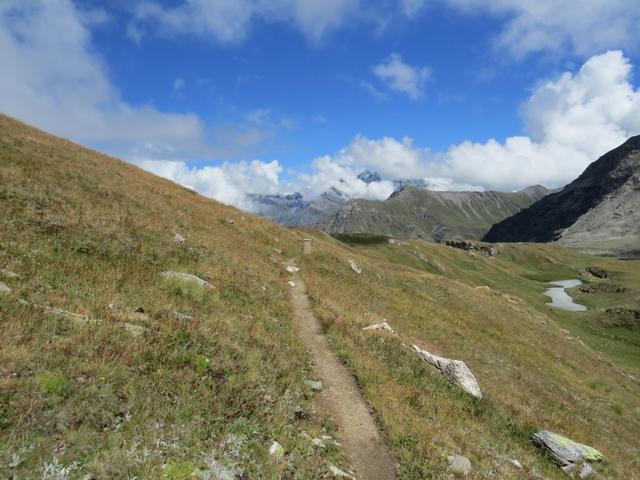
[319,186,547,241]
[484,136,640,258]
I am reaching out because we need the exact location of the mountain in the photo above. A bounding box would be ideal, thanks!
[2,114,639,479]
[484,136,640,258]
[249,187,349,226]
[319,185,551,241]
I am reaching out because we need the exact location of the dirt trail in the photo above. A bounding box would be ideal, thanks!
[286,261,397,480]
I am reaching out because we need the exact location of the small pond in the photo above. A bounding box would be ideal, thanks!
[543,279,588,312]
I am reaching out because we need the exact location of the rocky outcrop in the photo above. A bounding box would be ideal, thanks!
[484,136,640,259]
[440,239,501,256]
[531,431,603,477]
[447,454,472,476]
[363,321,396,335]
[585,266,610,279]
[411,345,482,398]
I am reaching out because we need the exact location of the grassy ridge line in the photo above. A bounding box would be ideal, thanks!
[0,114,345,478]
[299,230,640,478]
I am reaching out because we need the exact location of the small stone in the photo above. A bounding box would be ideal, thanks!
[363,321,396,335]
[173,233,185,244]
[0,270,19,278]
[447,454,472,476]
[311,437,326,448]
[510,459,523,469]
[305,380,323,391]
[224,219,235,225]
[173,310,193,321]
[0,282,12,295]
[288,281,296,288]
[161,271,213,289]
[349,260,362,274]
[269,441,285,460]
[579,463,594,479]
[285,265,300,273]
[328,464,355,479]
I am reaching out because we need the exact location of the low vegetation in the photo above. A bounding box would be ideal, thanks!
[1,114,639,478]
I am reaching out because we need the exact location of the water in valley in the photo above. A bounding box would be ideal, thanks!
[543,279,588,312]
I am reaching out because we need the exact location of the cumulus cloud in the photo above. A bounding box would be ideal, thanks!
[136,159,285,211]
[135,0,359,44]
[0,0,205,152]
[306,50,640,193]
[442,0,640,58]
[373,54,431,99]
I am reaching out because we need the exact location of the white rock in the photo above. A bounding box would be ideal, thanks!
[0,282,12,295]
[447,454,472,476]
[349,260,362,274]
[0,270,19,278]
[510,459,523,469]
[285,265,300,273]
[412,345,483,398]
[269,441,284,460]
[161,271,213,288]
[173,233,185,244]
[305,380,323,391]
[328,464,355,479]
[363,321,396,335]
[288,281,296,288]
[173,310,193,321]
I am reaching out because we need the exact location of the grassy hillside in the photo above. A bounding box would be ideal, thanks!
[321,187,542,241]
[0,114,346,478]
[298,232,640,479]
[1,114,639,479]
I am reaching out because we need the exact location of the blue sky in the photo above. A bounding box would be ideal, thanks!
[1,0,640,209]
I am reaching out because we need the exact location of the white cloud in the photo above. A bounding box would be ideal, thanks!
[173,77,185,90]
[136,158,285,211]
[442,0,640,58]
[135,0,359,44]
[373,54,431,99]
[400,0,428,17]
[0,0,204,150]
[307,51,640,193]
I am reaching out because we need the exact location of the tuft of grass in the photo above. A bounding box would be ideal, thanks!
[37,372,69,397]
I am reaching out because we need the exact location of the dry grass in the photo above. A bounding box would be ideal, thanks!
[0,114,345,478]
[298,231,640,479]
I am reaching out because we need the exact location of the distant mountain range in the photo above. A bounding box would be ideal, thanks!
[484,135,640,259]
[319,185,551,241]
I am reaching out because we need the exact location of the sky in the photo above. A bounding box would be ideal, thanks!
[1,0,640,210]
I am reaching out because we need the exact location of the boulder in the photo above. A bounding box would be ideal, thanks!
[531,431,603,470]
[411,345,482,398]
[585,266,609,279]
[447,454,472,476]
[160,271,213,289]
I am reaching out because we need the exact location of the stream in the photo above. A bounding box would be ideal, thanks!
[543,279,588,312]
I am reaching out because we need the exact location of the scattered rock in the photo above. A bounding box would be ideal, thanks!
[305,380,323,391]
[580,284,627,294]
[604,307,640,322]
[173,233,185,244]
[173,310,193,321]
[585,266,610,279]
[288,281,296,288]
[349,260,362,274]
[531,431,603,471]
[224,219,235,225]
[0,270,19,278]
[160,271,213,289]
[0,282,12,295]
[328,464,355,479]
[510,459,523,469]
[440,239,501,256]
[285,265,300,273]
[388,238,409,246]
[411,345,483,398]
[447,454,472,476]
[268,441,285,460]
[363,321,396,335]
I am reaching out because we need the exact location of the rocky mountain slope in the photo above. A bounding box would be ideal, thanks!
[484,136,640,258]
[249,187,349,226]
[320,185,550,241]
